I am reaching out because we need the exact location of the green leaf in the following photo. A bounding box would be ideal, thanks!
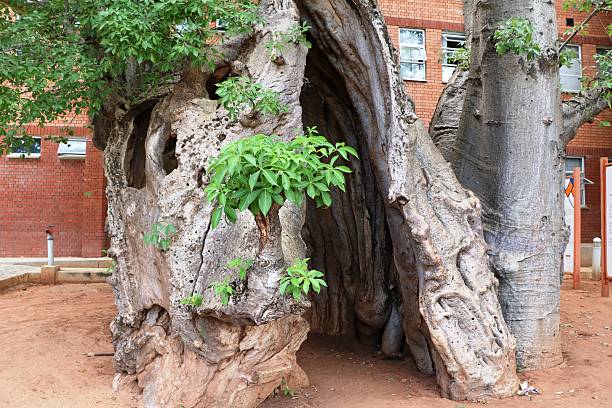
[224,206,237,223]
[281,173,291,191]
[314,182,330,192]
[306,184,317,198]
[292,289,302,301]
[312,279,320,293]
[244,154,257,166]
[259,190,273,215]
[321,191,332,207]
[343,146,359,158]
[279,279,290,295]
[261,168,278,186]
[272,193,285,206]
[249,171,260,190]
[211,207,223,229]
[239,190,260,212]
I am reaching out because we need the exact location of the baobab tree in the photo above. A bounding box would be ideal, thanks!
[2,0,607,406]
[431,0,610,370]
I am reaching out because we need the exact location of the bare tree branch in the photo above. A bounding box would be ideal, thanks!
[561,87,610,145]
[429,69,468,163]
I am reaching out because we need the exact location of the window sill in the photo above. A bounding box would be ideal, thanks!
[403,78,428,83]
[6,153,41,159]
[59,155,86,160]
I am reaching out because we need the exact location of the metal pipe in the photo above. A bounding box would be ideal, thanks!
[46,225,54,266]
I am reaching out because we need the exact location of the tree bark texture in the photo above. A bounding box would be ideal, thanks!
[100,1,518,406]
[453,0,565,371]
[430,1,611,372]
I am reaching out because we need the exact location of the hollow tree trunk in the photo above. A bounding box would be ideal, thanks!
[451,0,565,371]
[98,0,517,405]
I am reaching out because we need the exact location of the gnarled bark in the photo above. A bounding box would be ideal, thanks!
[102,0,517,405]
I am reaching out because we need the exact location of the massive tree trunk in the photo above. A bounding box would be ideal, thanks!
[98,1,518,406]
[449,0,565,371]
[430,1,610,372]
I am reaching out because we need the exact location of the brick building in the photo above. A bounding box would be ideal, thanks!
[381,0,612,243]
[0,115,107,257]
[0,1,609,257]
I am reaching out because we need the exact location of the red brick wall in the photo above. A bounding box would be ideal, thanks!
[0,124,107,257]
[381,0,612,242]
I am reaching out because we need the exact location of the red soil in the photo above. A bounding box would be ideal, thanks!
[1,279,611,408]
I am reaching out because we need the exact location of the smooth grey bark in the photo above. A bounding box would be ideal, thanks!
[429,69,468,163]
[98,0,518,405]
[561,87,610,145]
[453,0,565,371]
[430,0,610,372]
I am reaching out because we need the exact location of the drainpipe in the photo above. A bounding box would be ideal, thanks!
[46,225,54,266]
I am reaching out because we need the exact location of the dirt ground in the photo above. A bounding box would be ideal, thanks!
[1,279,612,408]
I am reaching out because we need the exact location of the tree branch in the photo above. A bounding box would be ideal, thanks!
[561,87,610,145]
[558,4,602,53]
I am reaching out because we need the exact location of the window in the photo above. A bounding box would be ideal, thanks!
[58,138,87,159]
[442,32,466,83]
[560,45,582,93]
[7,137,41,159]
[565,156,591,205]
[215,19,226,31]
[399,29,426,81]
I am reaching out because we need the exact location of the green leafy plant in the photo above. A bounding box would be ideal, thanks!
[563,0,612,13]
[577,49,611,108]
[0,0,262,155]
[266,22,312,61]
[212,278,235,306]
[279,258,327,301]
[448,46,471,71]
[143,222,177,250]
[107,259,117,274]
[280,378,295,397]
[559,48,578,68]
[181,293,203,307]
[283,22,312,48]
[592,50,612,100]
[204,127,358,229]
[227,258,254,280]
[215,76,289,121]
[494,17,541,61]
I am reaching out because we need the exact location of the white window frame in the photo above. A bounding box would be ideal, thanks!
[399,28,427,81]
[441,32,466,83]
[560,44,582,93]
[6,137,42,159]
[58,138,87,160]
[565,156,591,206]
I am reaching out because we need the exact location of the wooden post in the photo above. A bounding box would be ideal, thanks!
[601,158,609,297]
[573,167,581,289]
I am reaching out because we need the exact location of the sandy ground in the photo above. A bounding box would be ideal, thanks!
[1,279,612,408]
